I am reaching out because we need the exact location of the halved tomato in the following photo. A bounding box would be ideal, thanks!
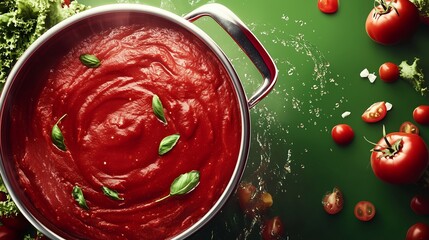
[322,187,344,215]
[362,102,387,123]
[400,121,419,135]
[354,201,376,221]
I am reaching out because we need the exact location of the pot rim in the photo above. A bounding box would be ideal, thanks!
[0,4,250,240]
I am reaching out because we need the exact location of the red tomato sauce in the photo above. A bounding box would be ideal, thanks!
[9,20,242,239]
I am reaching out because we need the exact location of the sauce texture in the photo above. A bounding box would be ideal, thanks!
[10,20,242,239]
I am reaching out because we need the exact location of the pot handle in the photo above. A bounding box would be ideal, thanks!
[184,3,278,109]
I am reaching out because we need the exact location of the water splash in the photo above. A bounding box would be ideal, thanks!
[233,12,348,239]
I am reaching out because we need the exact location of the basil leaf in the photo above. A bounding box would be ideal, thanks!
[72,186,89,210]
[102,186,124,201]
[51,114,67,151]
[159,134,180,155]
[152,95,167,125]
[170,170,200,196]
[79,54,101,68]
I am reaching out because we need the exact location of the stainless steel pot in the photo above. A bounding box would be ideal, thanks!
[0,3,277,239]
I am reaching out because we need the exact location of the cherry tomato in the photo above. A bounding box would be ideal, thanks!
[406,223,429,240]
[400,121,420,135]
[261,216,285,240]
[322,187,344,215]
[413,105,429,125]
[370,131,429,184]
[331,124,354,145]
[63,0,71,6]
[365,0,420,45]
[411,194,429,215]
[362,101,387,123]
[379,62,399,83]
[257,191,274,212]
[237,182,256,214]
[354,201,376,221]
[237,182,273,217]
[318,0,338,14]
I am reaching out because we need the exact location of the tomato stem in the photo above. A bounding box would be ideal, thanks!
[373,0,399,18]
[363,136,380,147]
[365,126,403,159]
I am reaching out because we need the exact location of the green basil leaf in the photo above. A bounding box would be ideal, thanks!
[51,114,67,151]
[72,186,89,210]
[159,134,180,155]
[152,95,167,125]
[79,54,101,68]
[170,170,200,196]
[102,186,124,201]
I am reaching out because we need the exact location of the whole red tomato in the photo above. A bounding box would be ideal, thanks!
[370,131,429,184]
[406,223,429,240]
[365,0,420,45]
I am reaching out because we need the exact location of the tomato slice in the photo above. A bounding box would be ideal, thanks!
[354,201,375,221]
[362,102,387,123]
[400,121,419,135]
[322,187,343,215]
[318,0,339,14]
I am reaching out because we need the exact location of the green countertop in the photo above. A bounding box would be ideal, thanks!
[79,0,429,239]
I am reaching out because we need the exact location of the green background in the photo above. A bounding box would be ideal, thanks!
[79,0,429,239]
